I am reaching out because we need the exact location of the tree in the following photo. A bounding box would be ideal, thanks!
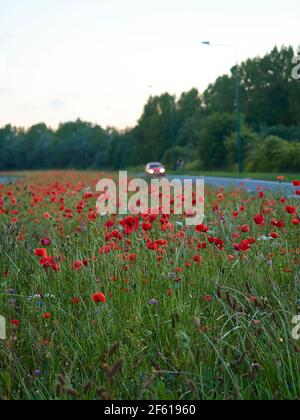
[55,120,108,169]
[198,113,236,169]
[204,46,300,129]
[0,125,24,170]
[177,89,202,127]
[203,74,236,115]
[128,93,177,165]
[20,123,55,169]
[225,124,261,171]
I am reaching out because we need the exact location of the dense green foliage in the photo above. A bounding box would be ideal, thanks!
[1,46,300,172]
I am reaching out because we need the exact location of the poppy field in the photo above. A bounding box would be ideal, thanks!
[0,170,300,400]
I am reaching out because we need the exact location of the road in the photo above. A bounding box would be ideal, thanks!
[0,176,20,184]
[164,174,298,197]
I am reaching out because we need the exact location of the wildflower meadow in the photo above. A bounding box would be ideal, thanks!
[0,171,300,400]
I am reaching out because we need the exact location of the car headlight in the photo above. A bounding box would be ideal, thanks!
[149,169,154,174]
[160,168,166,173]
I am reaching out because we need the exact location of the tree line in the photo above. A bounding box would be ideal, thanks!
[1,45,300,173]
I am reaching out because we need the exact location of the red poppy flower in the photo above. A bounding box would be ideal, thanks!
[241,224,250,233]
[39,256,54,267]
[285,206,296,215]
[234,239,251,252]
[253,214,265,226]
[109,230,122,240]
[88,209,97,223]
[99,243,116,254]
[34,248,48,258]
[83,191,94,200]
[43,313,52,319]
[120,216,139,235]
[161,222,174,231]
[72,297,80,305]
[270,232,279,239]
[147,242,159,251]
[72,260,88,270]
[160,214,170,225]
[156,239,167,247]
[92,292,107,303]
[142,222,152,231]
[124,254,137,262]
[51,263,60,272]
[41,238,51,246]
[10,320,21,327]
[195,224,209,233]
[272,219,285,229]
[209,237,224,251]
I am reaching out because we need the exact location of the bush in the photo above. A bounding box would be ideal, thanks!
[246,136,300,172]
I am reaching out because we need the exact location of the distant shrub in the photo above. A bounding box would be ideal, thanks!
[246,136,300,172]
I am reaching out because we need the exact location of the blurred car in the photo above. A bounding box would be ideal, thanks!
[145,162,166,176]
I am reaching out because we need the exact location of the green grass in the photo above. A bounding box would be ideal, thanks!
[0,171,299,400]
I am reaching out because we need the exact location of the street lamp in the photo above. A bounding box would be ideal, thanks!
[201,41,243,173]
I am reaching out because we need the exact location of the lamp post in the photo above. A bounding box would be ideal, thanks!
[202,42,243,173]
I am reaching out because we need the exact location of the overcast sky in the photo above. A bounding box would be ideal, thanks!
[0,0,299,129]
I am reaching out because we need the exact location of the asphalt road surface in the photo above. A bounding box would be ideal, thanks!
[0,176,20,184]
[165,174,298,197]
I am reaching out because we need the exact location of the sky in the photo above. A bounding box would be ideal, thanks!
[0,0,299,130]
